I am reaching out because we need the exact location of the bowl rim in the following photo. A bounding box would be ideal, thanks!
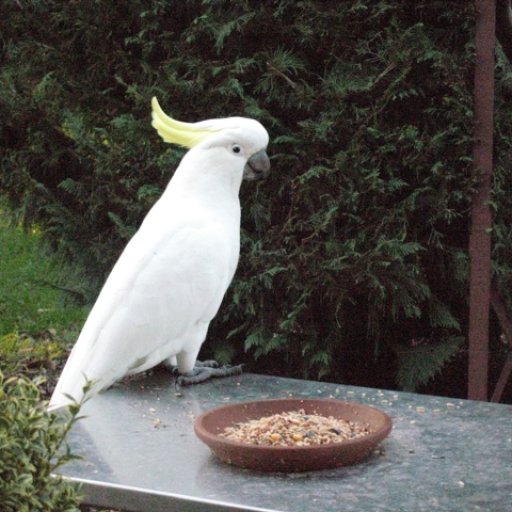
[194,397,393,452]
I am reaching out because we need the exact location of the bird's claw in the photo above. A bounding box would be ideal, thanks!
[175,363,243,390]
[194,360,219,368]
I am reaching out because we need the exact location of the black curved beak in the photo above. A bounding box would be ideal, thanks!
[243,149,270,181]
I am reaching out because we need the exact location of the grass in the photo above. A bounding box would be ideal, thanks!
[0,209,89,394]
[0,209,123,511]
[0,214,87,337]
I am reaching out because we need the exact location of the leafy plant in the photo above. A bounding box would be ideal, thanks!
[1,1,511,393]
[393,336,464,391]
[0,371,82,511]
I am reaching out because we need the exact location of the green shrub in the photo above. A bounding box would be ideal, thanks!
[1,1,512,392]
[0,371,82,511]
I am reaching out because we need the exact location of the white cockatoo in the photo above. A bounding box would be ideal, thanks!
[48,97,270,410]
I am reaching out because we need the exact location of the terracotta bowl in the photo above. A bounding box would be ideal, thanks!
[194,398,392,472]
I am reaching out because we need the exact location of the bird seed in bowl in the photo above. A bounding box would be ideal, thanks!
[219,409,370,447]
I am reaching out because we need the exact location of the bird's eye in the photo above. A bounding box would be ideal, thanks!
[232,144,242,154]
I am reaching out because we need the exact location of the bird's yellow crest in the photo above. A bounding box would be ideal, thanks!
[151,97,218,148]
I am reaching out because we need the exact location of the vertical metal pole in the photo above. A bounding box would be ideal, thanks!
[468,0,496,401]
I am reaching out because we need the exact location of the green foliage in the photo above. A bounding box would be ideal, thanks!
[0,208,88,337]
[1,1,512,392]
[0,330,61,374]
[393,336,464,392]
[0,372,82,511]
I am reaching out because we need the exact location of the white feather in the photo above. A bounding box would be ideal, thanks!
[49,114,269,410]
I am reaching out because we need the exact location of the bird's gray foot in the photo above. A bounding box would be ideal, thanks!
[176,363,243,388]
[168,359,218,374]
[194,359,219,368]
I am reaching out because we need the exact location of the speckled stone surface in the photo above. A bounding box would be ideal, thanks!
[61,371,512,512]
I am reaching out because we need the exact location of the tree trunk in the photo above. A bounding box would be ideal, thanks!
[468,0,496,401]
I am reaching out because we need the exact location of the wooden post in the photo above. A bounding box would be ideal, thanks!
[490,281,512,401]
[468,0,496,401]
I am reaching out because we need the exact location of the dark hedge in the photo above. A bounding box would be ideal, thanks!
[2,0,512,394]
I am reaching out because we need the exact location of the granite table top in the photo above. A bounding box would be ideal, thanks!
[59,371,512,512]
